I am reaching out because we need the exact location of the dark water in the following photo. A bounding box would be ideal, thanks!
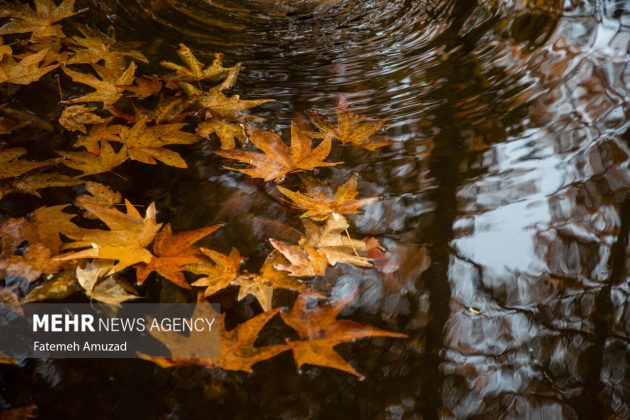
[2,0,630,418]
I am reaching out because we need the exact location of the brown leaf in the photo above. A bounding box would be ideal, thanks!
[277,175,378,221]
[2,172,79,198]
[118,75,162,99]
[135,223,221,289]
[188,248,244,297]
[216,122,341,181]
[76,260,139,305]
[309,100,391,150]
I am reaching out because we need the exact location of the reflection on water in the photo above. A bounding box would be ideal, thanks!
[5,0,630,418]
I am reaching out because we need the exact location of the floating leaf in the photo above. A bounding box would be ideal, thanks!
[56,140,127,176]
[197,119,245,150]
[0,0,76,39]
[0,49,58,85]
[0,148,53,180]
[62,62,136,106]
[57,200,162,274]
[76,260,139,305]
[59,104,108,133]
[309,100,391,150]
[74,181,122,215]
[24,270,81,302]
[160,44,233,84]
[135,223,221,289]
[216,122,340,181]
[277,175,378,221]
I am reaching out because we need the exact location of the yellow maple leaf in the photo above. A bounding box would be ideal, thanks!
[56,140,127,176]
[0,0,76,39]
[62,62,136,106]
[57,200,162,274]
[0,49,58,85]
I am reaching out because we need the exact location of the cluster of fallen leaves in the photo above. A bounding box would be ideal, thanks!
[0,0,403,379]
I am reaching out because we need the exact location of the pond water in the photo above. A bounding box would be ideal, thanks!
[2,0,630,418]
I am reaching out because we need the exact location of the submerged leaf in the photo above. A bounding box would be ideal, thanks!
[0,49,58,85]
[62,62,136,106]
[0,0,76,39]
[59,105,108,133]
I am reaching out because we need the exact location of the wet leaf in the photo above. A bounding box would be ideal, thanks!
[216,122,341,181]
[160,44,233,84]
[115,118,201,168]
[189,248,244,297]
[74,119,122,154]
[309,100,391,150]
[62,62,136,106]
[135,223,222,289]
[2,172,79,198]
[0,148,53,180]
[76,260,139,305]
[66,26,147,75]
[59,105,108,133]
[196,91,272,120]
[0,404,37,419]
[118,75,162,99]
[277,175,378,221]
[0,49,58,85]
[268,239,328,277]
[57,200,162,274]
[74,181,122,215]
[0,0,76,39]
[282,292,406,378]
[56,140,127,176]
[197,119,245,150]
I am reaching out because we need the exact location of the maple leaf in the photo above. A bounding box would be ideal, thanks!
[160,44,233,84]
[56,140,127,176]
[197,119,245,150]
[59,105,108,133]
[74,181,122,216]
[309,100,391,150]
[271,214,372,276]
[57,200,162,274]
[232,253,308,311]
[277,175,378,221]
[143,306,289,373]
[302,213,372,268]
[1,172,78,198]
[0,205,80,281]
[196,91,272,120]
[0,148,52,180]
[76,260,139,305]
[118,75,162,99]
[189,248,244,297]
[62,62,136,106]
[128,95,192,124]
[135,223,221,289]
[281,292,406,378]
[0,0,76,39]
[74,118,122,154]
[216,122,341,181]
[268,239,328,277]
[113,119,201,168]
[189,250,306,310]
[0,49,58,85]
[66,27,148,75]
